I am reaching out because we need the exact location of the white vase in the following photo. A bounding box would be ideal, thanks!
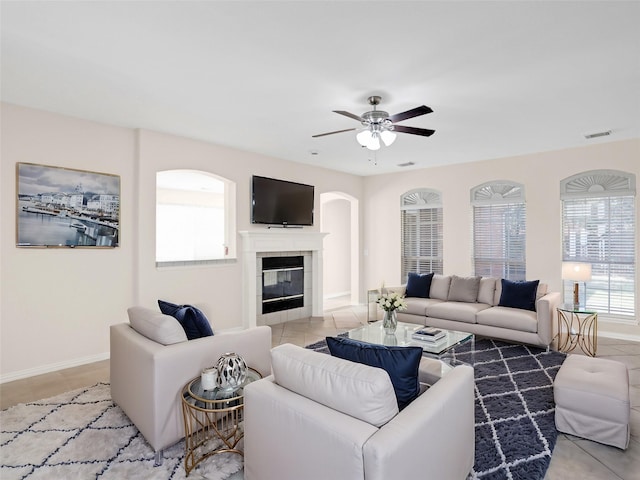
[383,310,398,335]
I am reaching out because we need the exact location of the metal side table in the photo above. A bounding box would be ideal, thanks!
[556,303,598,356]
[181,367,261,476]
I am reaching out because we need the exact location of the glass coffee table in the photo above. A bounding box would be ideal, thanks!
[347,320,474,366]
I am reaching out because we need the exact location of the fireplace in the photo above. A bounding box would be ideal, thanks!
[262,256,304,314]
[239,230,327,328]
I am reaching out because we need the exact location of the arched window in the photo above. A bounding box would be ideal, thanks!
[400,189,443,281]
[471,181,526,280]
[156,169,236,265]
[561,170,635,317]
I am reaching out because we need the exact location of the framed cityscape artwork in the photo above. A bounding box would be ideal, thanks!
[16,162,120,248]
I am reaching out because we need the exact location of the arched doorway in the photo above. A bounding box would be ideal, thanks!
[320,192,359,311]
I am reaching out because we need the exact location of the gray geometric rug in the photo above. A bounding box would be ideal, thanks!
[307,336,567,480]
[0,383,242,479]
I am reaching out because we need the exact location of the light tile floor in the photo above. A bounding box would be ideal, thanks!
[2,301,639,479]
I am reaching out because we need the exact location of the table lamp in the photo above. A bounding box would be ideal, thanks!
[562,262,592,305]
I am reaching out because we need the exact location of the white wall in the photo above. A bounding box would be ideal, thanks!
[0,104,363,380]
[363,138,640,338]
[1,103,136,379]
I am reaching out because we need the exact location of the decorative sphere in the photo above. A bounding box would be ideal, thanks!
[215,353,247,391]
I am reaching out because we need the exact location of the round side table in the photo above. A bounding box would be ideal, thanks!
[556,303,598,356]
[181,367,261,476]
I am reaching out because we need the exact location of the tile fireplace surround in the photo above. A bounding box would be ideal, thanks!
[239,230,328,329]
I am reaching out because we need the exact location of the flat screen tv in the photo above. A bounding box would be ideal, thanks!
[251,175,314,227]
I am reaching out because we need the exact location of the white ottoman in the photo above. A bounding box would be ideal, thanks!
[554,354,630,449]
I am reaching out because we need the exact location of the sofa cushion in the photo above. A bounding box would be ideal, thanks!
[405,272,434,298]
[476,306,538,333]
[403,297,445,316]
[426,301,491,323]
[448,275,481,302]
[326,336,422,410]
[158,300,214,340]
[478,277,498,305]
[429,275,452,300]
[127,306,188,345]
[498,279,540,312]
[271,343,398,427]
[494,280,548,306]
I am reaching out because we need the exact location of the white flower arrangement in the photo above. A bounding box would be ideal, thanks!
[376,291,407,312]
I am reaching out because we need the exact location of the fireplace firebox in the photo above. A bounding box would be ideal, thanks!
[262,256,304,314]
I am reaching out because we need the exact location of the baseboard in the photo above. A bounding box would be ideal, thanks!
[0,352,110,384]
[598,331,640,343]
[324,291,351,299]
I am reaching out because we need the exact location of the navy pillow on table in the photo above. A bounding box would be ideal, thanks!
[498,279,540,312]
[325,336,422,410]
[158,300,214,340]
[405,272,434,298]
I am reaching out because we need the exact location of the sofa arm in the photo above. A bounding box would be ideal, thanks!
[536,291,561,346]
[110,323,272,453]
[244,376,377,480]
[383,285,407,296]
[363,365,475,480]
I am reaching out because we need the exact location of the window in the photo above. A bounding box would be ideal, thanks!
[561,170,635,318]
[471,181,526,280]
[401,189,443,281]
[156,170,236,265]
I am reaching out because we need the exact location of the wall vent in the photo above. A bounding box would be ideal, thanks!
[397,162,415,167]
[584,130,611,139]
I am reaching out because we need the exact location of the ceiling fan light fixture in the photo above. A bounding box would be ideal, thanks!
[380,130,397,146]
[368,135,381,151]
[356,129,372,147]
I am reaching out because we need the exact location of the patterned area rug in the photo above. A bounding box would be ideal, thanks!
[306,335,567,480]
[0,383,242,480]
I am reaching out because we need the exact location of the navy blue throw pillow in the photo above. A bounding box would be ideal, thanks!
[158,300,214,340]
[498,279,540,312]
[405,272,434,298]
[325,336,422,410]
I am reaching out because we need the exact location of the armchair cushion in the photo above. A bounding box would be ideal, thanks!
[127,306,187,345]
[326,336,422,410]
[271,344,398,427]
[158,300,214,340]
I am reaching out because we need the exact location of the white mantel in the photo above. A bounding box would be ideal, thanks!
[239,230,328,328]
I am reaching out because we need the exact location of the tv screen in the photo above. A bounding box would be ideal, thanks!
[251,176,314,226]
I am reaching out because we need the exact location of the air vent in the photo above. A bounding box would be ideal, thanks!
[397,162,415,167]
[584,130,611,139]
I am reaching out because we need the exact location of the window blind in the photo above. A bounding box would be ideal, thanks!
[562,196,635,316]
[401,207,443,281]
[473,203,526,280]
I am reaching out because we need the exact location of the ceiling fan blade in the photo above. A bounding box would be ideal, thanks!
[389,105,433,123]
[333,110,364,122]
[312,127,356,138]
[393,125,436,137]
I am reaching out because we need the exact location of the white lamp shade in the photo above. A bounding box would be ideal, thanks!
[561,262,592,281]
[380,130,397,146]
[368,135,380,150]
[356,129,372,147]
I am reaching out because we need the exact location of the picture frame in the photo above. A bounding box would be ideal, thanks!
[16,162,120,248]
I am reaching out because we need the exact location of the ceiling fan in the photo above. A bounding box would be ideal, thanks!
[312,95,435,151]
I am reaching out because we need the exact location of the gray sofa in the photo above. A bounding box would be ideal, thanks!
[389,275,561,348]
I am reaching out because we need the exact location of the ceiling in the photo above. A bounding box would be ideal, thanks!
[2,1,639,176]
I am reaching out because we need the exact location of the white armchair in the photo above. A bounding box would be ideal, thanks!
[110,310,271,464]
[244,344,475,480]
